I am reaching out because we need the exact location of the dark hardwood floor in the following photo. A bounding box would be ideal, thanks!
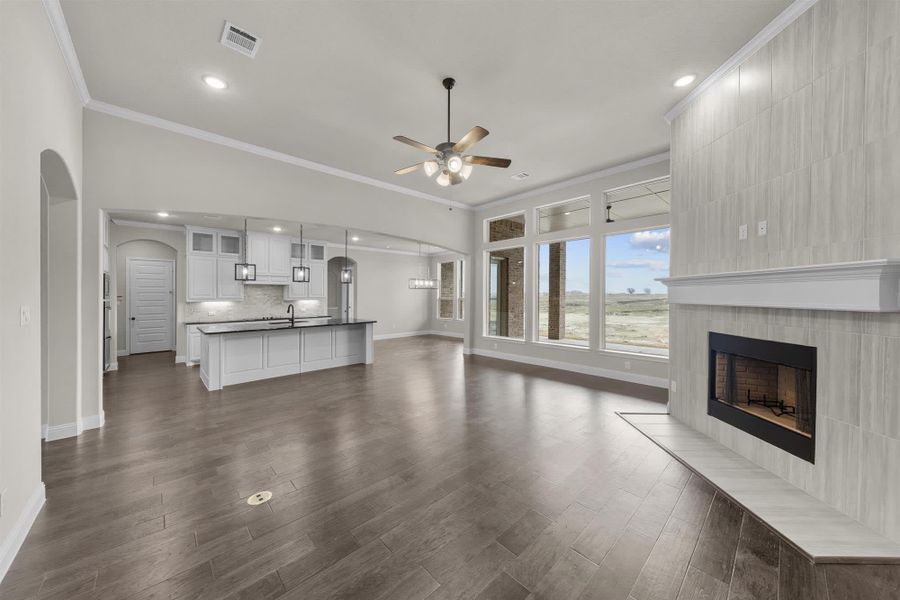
[0,337,868,599]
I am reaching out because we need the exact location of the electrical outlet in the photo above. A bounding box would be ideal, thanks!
[492,342,498,350]
[20,305,31,326]
[671,380,677,393]
[738,224,748,240]
[757,220,768,236]
[624,360,632,370]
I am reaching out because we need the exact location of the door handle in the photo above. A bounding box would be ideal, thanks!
[131,317,136,320]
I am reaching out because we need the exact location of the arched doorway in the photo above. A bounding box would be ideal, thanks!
[40,150,81,440]
[327,256,357,319]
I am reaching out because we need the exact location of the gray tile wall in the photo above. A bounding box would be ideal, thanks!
[669,0,900,542]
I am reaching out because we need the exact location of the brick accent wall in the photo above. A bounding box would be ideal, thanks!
[488,218,525,243]
[547,242,566,339]
[439,261,454,319]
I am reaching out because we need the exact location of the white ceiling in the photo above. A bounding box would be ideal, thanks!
[62,0,790,206]
[109,210,450,255]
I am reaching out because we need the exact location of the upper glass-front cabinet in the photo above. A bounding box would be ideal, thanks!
[191,231,215,254]
[309,243,326,261]
[291,242,306,260]
[219,233,242,256]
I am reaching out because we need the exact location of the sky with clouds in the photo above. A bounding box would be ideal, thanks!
[538,227,670,295]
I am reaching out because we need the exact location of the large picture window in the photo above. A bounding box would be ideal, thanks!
[604,227,670,355]
[536,238,590,346]
[487,248,524,339]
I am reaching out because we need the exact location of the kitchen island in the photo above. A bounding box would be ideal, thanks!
[198,318,375,391]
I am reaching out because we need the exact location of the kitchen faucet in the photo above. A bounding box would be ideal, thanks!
[287,303,295,326]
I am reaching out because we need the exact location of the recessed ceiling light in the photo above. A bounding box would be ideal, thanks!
[157,212,170,217]
[351,236,360,242]
[564,212,571,216]
[202,75,227,90]
[386,245,391,249]
[674,74,696,88]
[272,226,282,232]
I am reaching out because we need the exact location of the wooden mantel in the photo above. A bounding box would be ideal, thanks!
[659,259,900,312]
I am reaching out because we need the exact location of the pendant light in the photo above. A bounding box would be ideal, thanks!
[409,242,438,289]
[292,224,310,283]
[234,218,256,281]
[340,230,352,284]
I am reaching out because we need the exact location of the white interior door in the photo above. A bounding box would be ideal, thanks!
[129,258,175,354]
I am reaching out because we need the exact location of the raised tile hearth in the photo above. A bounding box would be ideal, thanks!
[619,413,900,564]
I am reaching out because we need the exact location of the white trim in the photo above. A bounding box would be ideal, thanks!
[325,242,441,257]
[111,218,185,232]
[0,483,46,584]
[87,100,470,211]
[44,422,78,441]
[41,0,89,104]
[40,424,48,440]
[126,257,177,355]
[426,330,464,339]
[116,349,129,357]
[468,347,668,388]
[664,0,818,123]
[660,259,900,312]
[474,152,670,210]
[373,331,431,341]
[81,411,105,430]
[175,354,186,364]
[107,361,119,371]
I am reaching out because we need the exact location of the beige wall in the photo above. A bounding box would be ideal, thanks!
[470,159,671,387]
[669,0,900,542]
[0,0,84,568]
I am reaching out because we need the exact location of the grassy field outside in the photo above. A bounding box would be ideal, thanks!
[536,291,668,353]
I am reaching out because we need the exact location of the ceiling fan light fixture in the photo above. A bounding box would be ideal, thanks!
[423,160,439,177]
[446,155,463,174]
[460,164,473,180]
[436,172,451,187]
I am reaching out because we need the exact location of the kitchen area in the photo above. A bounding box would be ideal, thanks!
[104,211,459,390]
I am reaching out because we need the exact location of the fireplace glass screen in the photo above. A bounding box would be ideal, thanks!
[708,332,816,462]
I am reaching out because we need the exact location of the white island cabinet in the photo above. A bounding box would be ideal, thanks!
[198,319,375,391]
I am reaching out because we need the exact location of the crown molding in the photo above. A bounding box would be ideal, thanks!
[325,242,441,257]
[41,0,90,105]
[664,0,818,123]
[473,151,670,211]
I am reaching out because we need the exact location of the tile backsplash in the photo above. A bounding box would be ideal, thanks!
[184,285,327,323]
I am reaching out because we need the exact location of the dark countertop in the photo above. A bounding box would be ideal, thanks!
[186,315,331,326]
[197,318,377,335]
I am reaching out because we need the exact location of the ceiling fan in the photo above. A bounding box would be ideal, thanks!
[393,77,511,186]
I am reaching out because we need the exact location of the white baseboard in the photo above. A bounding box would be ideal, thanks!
[425,330,464,339]
[43,411,105,441]
[107,361,118,371]
[174,355,186,364]
[0,482,45,584]
[116,349,128,357]
[82,411,105,431]
[40,423,48,440]
[373,331,429,341]
[468,348,668,388]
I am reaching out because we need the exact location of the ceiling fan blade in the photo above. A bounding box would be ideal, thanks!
[394,162,425,175]
[452,126,489,153]
[463,155,512,168]
[393,135,437,154]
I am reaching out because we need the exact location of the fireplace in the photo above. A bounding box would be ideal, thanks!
[708,332,816,462]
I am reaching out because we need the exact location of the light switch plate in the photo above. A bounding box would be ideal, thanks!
[739,224,748,240]
[624,360,632,370]
[757,220,768,236]
[671,380,677,393]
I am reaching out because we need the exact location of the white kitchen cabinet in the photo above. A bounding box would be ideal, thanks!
[309,262,326,297]
[268,236,291,282]
[283,239,327,300]
[187,325,202,364]
[246,232,270,278]
[309,242,326,261]
[216,258,244,300]
[218,232,242,257]
[190,229,216,254]
[187,255,217,301]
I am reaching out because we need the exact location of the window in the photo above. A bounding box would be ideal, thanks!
[438,261,455,319]
[536,238,590,346]
[457,260,465,320]
[604,227,670,356]
[604,177,670,222]
[537,196,590,235]
[487,247,524,338]
[486,214,525,242]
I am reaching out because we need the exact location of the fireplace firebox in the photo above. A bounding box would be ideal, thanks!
[708,332,816,463]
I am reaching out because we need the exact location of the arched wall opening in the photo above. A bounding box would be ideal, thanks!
[327,257,358,319]
[40,149,82,441]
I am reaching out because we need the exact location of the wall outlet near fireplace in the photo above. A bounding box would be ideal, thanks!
[670,380,677,392]
[739,224,748,240]
[757,220,768,236]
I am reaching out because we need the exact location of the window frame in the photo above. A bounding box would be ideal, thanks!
[533,234,592,349]
[600,223,671,358]
[483,244,527,341]
[534,195,592,237]
[484,211,527,244]
[436,260,456,321]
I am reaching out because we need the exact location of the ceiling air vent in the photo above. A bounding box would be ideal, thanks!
[510,172,530,181]
[220,21,260,58]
